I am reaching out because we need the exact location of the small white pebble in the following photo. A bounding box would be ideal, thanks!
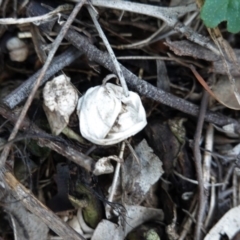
[6,37,28,62]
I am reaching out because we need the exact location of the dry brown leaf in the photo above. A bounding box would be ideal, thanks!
[212,76,240,110]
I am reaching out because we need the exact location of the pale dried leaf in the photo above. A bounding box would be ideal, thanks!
[123,205,164,237]
[93,156,122,176]
[92,205,163,240]
[211,76,240,110]
[122,139,164,205]
[43,74,78,135]
[68,216,83,235]
[213,123,239,138]
[225,143,240,156]
[204,205,240,240]
[4,196,48,240]
[91,220,124,240]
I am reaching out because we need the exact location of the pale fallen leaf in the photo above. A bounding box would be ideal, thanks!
[225,143,240,156]
[204,205,240,240]
[68,216,83,235]
[122,139,164,205]
[4,195,48,240]
[213,123,239,138]
[123,205,164,237]
[91,220,124,240]
[92,205,163,240]
[212,76,240,110]
[43,74,78,135]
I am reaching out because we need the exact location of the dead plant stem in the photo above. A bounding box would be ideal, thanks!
[203,124,214,188]
[0,4,73,24]
[108,141,125,203]
[193,90,209,240]
[87,4,129,97]
[69,0,219,55]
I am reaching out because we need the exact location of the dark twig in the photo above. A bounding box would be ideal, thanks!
[0,0,86,169]
[56,26,240,132]
[193,90,209,240]
[3,47,82,109]
[72,0,219,55]
[4,22,240,132]
[0,104,95,172]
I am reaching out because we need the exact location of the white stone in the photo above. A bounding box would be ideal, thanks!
[6,37,28,62]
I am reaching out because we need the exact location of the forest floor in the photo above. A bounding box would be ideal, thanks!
[0,1,240,240]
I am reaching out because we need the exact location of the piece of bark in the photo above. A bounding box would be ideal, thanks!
[165,40,240,76]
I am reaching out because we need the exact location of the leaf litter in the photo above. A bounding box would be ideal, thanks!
[1,0,240,240]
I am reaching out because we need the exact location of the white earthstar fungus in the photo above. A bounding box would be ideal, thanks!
[43,74,78,135]
[77,83,147,145]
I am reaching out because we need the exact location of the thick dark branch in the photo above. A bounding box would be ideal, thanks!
[0,104,94,172]
[3,47,82,109]
[59,25,240,133]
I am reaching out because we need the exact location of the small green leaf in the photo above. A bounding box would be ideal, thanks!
[200,0,240,33]
[201,0,227,28]
[226,0,240,33]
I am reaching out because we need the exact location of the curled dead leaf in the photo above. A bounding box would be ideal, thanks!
[43,74,78,135]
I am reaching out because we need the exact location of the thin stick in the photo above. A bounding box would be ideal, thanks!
[87,5,129,97]
[173,170,224,187]
[203,124,214,188]
[0,4,73,25]
[125,140,140,165]
[108,141,126,202]
[117,56,172,60]
[9,213,18,240]
[105,142,125,219]
[117,10,198,50]
[88,0,196,24]
[69,0,219,55]
[233,168,240,207]
[193,90,209,240]
[0,0,86,169]
[180,206,198,240]
[204,177,216,228]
